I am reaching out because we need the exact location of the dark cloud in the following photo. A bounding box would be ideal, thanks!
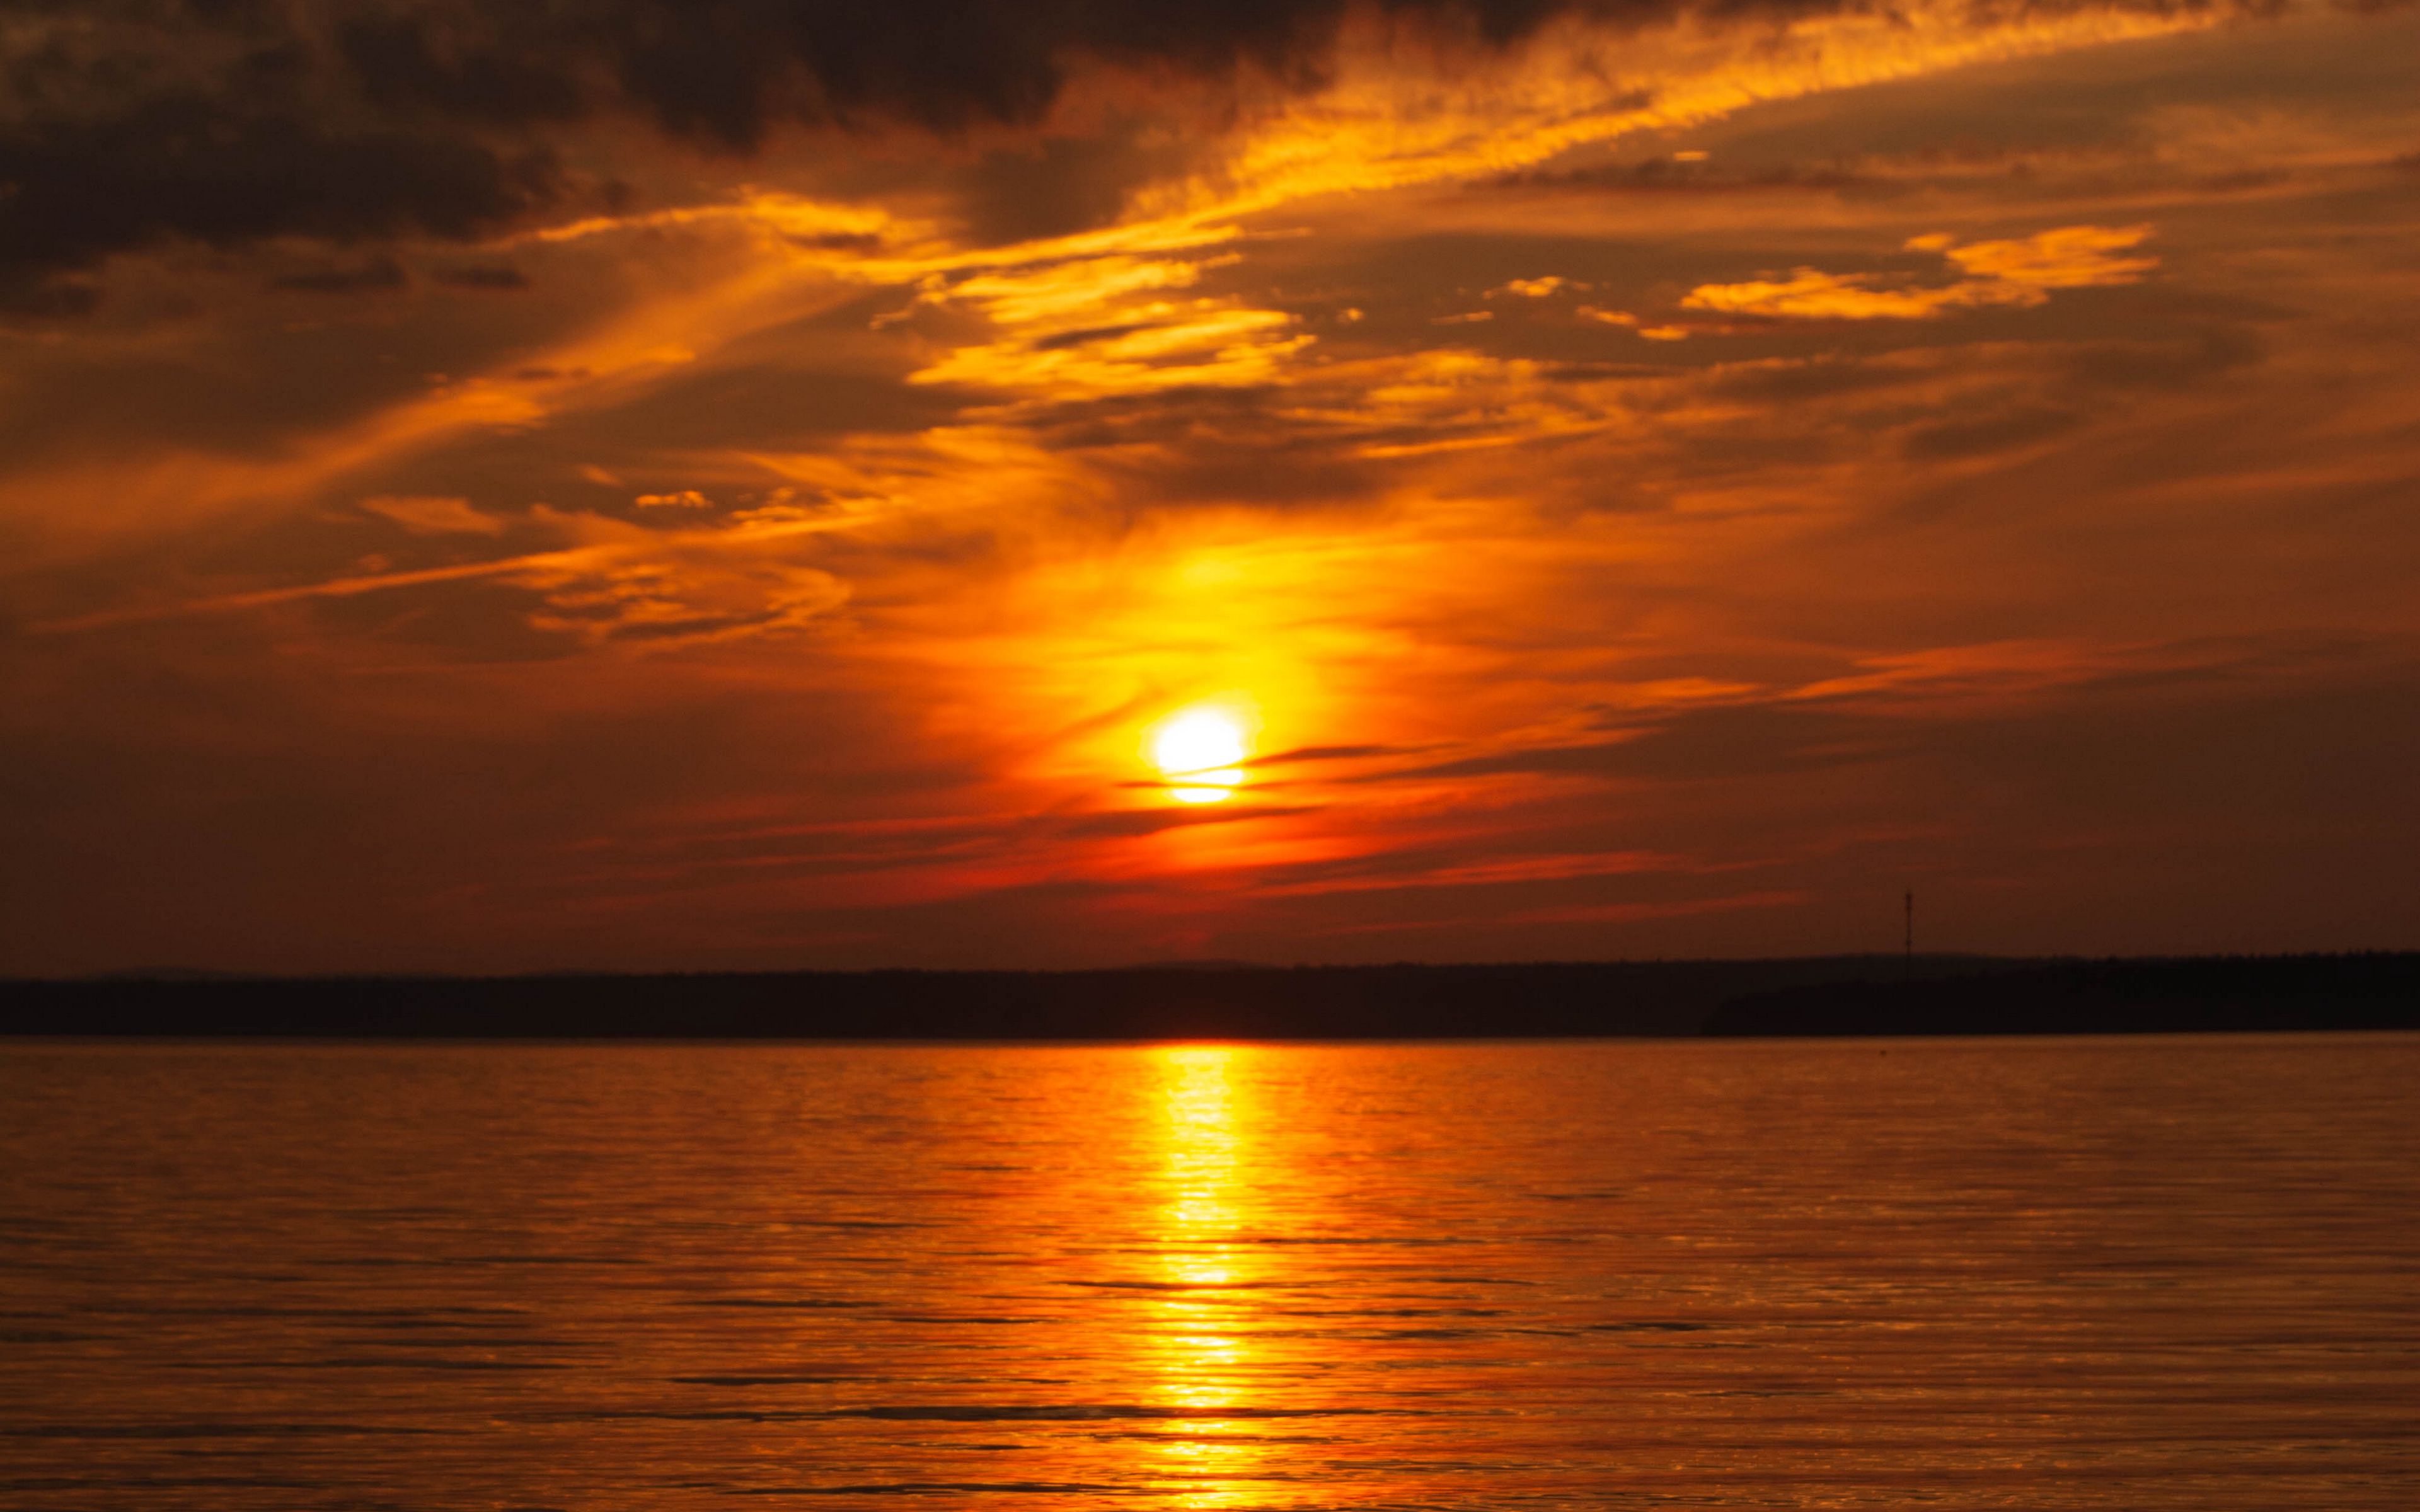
[0,273,98,318]
[549,360,964,453]
[0,82,560,305]
[432,261,531,289]
[1540,360,1684,381]
[1902,403,2083,460]
[952,125,1207,244]
[1014,388,1396,508]
[2062,326,2264,389]
[1414,705,1910,784]
[271,253,410,293]
[1054,803,1322,840]
[1259,743,1417,764]
[1707,356,1930,403]
[0,0,1828,301]
[1496,149,1870,195]
[16,0,2319,308]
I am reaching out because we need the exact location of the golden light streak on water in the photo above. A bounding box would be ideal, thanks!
[1140,1045,1272,1506]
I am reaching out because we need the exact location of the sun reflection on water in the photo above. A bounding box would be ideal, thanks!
[1143,1044,1273,1506]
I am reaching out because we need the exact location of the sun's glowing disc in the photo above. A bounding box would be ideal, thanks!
[1153,709,1247,775]
[1151,707,1249,803]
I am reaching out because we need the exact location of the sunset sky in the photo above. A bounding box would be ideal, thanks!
[4,0,2416,974]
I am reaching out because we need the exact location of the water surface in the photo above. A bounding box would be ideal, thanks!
[4,1035,2414,1507]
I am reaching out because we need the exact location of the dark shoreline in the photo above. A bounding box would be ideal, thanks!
[4,953,2414,1039]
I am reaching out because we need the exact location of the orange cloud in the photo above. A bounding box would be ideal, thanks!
[1682,225,2157,321]
[903,253,1310,398]
[1933,224,2160,287]
[1578,306,1692,339]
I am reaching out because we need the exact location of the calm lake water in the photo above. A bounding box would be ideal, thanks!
[3,1036,2414,1508]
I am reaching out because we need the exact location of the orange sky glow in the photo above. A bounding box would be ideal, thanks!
[3,0,2416,973]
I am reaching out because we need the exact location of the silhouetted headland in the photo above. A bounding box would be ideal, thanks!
[4,953,2414,1038]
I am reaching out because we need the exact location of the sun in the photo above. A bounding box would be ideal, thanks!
[1150,706,1251,805]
